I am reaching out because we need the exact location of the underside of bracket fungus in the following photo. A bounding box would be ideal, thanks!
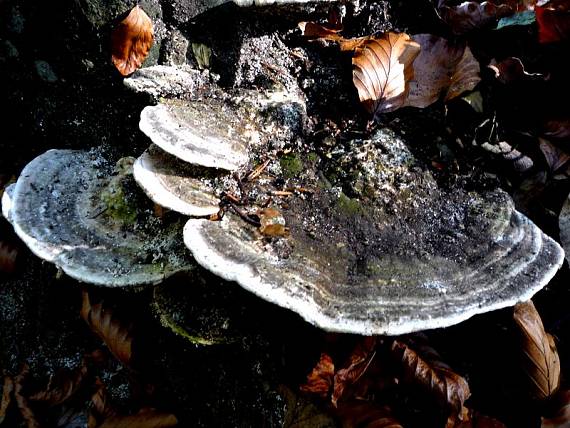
[1,149,193,287]
[183,129,564,335]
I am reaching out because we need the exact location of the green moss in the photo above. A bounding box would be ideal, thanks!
[280,153,303,178]
[307,152,318,163]
[100,178,138,225]
[337,193,364,216]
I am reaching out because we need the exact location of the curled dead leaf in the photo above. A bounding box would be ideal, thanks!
[298,21,344,41]
[29,360,88,406]
[13,365,41,428]
[111,5,154,76]
[456,409,507,427]
[539,138,570,173]
[406,34,481,108]
[97,408,178,428]
[0,376,14,424]
[352,32,420,118]
[80,291,133,367]
[332,337,377,406]
[335,401,403,428]
[300,353,334,400]
[536,1,570,43]
[439,1,514,34]
[488,57,546,83]
[513,300,561,400]
[543,119,570,140]
[0,241,17,273]
[542,389,570,428]
[391,340,471,426]
[258,207,288,237]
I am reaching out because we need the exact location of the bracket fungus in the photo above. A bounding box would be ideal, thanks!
[1,149,193,287]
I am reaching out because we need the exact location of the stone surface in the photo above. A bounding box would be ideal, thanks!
[2,149,194,287]
[560,194,570,263]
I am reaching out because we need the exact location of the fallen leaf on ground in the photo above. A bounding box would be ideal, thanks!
[488,57,546,83]
[405,34,480,108]
[391,340,471,426]
[29,360,88,406]
[13,365,41,428]
[539,138,570,173]
[513,300,561,400]
[111,5,154,76]
[352,32,420,118]
[258,207,289,237]
[536,1,570,43]
[543,119,570,140]
[542,389,570,428]
[300,353,334,399]
[439,1,514,34]
[298,21,344,41]
[89,378,117,427]
[81,291,133,367]
[97,408,178,428]
[0,241,17,273]
[335,401,403,428]
[332,337,377,406]
[457,408,507,427]
[0,376,13,424]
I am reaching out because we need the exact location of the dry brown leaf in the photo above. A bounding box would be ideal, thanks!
[439,1,514,34]
[298,21,344,41]
[332,337,377,406]
[335,401,403,428]
[543,119,570,140]
[539,138,570,173]
[258,208,289,237]
[81,291,133,367]
[352,32,420,117]
[405,34,480,108]
[89,378,117,428]
[111,5,154,76]
[542,390,570,428]
[29,361,88,406]
[456,409,507,427]
[0,376,14,424]
[300,353,335,399]
[536,1,570,43]
[391,340,471,426]
[488,57,546,83]
[97,408,178,428]
[14,365,41,428]
[0,241,17,273]
[513,300,561,400]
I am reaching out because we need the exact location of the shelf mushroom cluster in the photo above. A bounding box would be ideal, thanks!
[2,64,565,335]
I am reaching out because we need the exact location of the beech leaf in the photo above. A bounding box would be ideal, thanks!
[352,32,420,117]
[80,291,133,367]
[300,353,334,399]
[332,337,377,406]
[513,300,561,400]
[29,361,88,406]
[391,340,471,426]
[542,390,570,428]
[439,1,514,34]
[0,376,13,424]
[335,401,404,428]
[97,408,178,428]
[406,34,481,108]
[0,241,17,273]
[539,138,570,173]
[457,409,507,427]
[536,1,570,43]
[14,365,41,428]
[111,5,154,76]
[488,57,546,83]
[298,21,344,41]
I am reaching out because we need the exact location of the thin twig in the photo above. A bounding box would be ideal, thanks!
[228,202,260,227]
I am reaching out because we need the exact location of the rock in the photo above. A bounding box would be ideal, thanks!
[560,194,570,264]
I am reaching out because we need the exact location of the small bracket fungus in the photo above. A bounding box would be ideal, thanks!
[134,144,221,217]
[2,149,193,287]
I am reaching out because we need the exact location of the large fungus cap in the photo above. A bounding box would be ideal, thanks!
[183,130,564,335]
[139,90,306,171]
[2,149,193,287]
[123,65,209,99]
[133,144,221,216]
